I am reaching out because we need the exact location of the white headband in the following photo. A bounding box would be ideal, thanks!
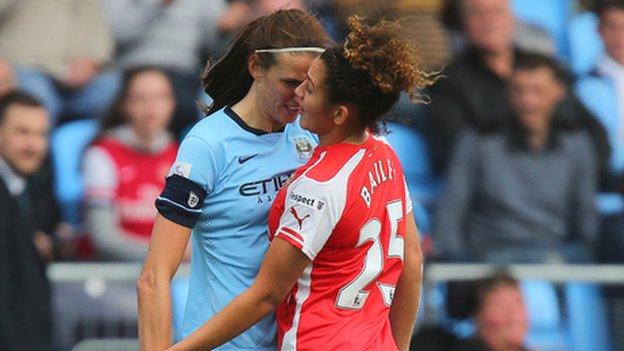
[254,47,326,54]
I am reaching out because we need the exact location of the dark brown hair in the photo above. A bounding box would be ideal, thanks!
[201,9,331,115]
[320,16,437,133]
[472,272,520,315]
[513,51,567,84]
[96,66,173,139]
[0,90,44,125]
[595,0,624,19]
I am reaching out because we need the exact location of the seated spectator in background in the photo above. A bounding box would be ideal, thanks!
[411,273,529,351]
[0,0,119,126]
[0,91,52,351]
[433,53,598,263]
[218,0,306,36]
[102,0,227,137]
[459,274,529,351]
[441,0,556,55]
[577,5,624,347]
[428,0,610,183]
[84,67,178,261]
[577,0,624,192]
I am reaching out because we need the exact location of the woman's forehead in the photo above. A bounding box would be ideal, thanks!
[273,53,318,76]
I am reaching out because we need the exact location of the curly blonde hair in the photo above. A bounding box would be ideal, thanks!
[320,16,438,132]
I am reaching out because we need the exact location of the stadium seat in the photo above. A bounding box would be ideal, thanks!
[511,0,572,56]
[385,122,440,203]
[521,280,567,351]
[171,277,190,342]
[568,12,604,76]
[565,283,612,351]
[385,123,441,233]
[51,119,99,225]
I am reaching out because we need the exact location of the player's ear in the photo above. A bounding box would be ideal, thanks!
[248,53,266,80]
[333,105,351,126]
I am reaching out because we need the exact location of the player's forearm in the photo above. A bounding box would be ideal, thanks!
[389,249,423,351]
[137,273,174,350]
[168,286,279,351]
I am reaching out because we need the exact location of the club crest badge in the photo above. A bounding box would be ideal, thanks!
[187,191,199,208]
[293,136,314,162]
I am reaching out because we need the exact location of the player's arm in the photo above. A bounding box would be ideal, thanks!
[137,214,191,350]
[389,211,423,351]
[168,238,310,351]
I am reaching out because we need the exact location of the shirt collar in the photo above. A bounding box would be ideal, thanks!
[0,157,26,196]
[107,125,173,153]
[597,54,624,78]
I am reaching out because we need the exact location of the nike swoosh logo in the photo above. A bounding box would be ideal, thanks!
[238,154,259,164]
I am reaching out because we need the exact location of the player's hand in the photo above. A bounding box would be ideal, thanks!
[62,58,100,89]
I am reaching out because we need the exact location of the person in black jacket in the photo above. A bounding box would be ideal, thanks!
[429,0,611,187]
[0,91,52,351]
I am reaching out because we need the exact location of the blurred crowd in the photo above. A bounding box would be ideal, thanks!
[1,0,624,350]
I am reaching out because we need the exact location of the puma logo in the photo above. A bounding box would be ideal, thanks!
[290,207,310,230]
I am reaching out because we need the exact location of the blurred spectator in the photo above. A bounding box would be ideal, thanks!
[411,273,529,351]
[433,53,598,263]
[0,91,52,351]
[218,0,306,35]
[576,4,624,348]
[441,0,556,55]
[577,0,624,193]
[84,67,178,261]
[427,0,611,183]
[102,0,227,137]
[459,274,529,351]
[0,0,119,126]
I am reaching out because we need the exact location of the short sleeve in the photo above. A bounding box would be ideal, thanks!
[155,135,219,228]
[83,146,117,204]
[168,135,219,193]
[275,179,342,260]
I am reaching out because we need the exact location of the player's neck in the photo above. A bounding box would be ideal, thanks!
[319,129,367,147]
[232,88,283,133]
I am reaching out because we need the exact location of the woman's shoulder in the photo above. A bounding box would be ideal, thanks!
[187,108,231,136]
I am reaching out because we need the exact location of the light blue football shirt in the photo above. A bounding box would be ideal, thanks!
[172,106,317,350]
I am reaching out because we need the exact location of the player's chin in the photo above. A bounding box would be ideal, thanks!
[280,105,300,123]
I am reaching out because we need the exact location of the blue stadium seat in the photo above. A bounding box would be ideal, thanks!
[385,123,441,232]
[568,12,604,76]
[511,0,572,56]
[385,123,440,202]
[51,119,98,225]
[565,283,612,351]
[521,280,567,351]
[171,277,190,342]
